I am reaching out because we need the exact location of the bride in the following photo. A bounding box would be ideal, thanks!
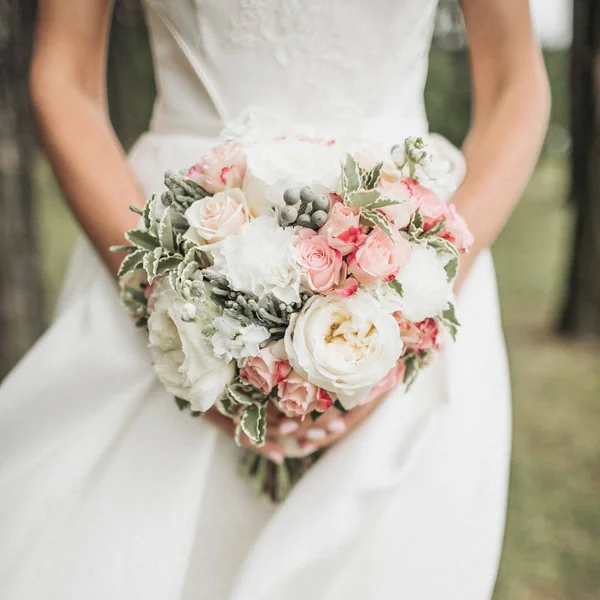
[0,1,548,598]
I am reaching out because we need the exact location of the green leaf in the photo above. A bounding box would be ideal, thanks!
[156,255,182,277]
[142,196,154,231]
[158,206,176,253]
[360,208,394,238]
[143,247,163,283]
[125,229,160,251]
[410,209,424,232]
[389,278,404,297]
[364,196,405,210]
[110,244,136,253]
[129,204,144,216]
[422,220,445,237]
[239,403,267,447]
[117,249,146,277]
[341,154,361,196]
[333,399,347,412]
[174,396,189,411]
[427,236,460,258]
[216,394,237,418]
[227,383,258,406]
[311,410,324,422]
[345,189,381,209]
[361,161,383,189]
[444,257,459,282]
[403,355,421,390]
[441,303,460,341]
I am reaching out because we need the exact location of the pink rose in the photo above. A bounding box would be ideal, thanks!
[347,227,412,285]
[378,178,419,228]
[318,197,364,255]
[186,142,247,194]
[403,178,447,226]
[240,344,292,394]
[184,188,249,250]
[361,361,406,405]
[397,317,441,354]
[277,371,318,418]
[311,388,334,413]
[442,204,474,253]
[296,228,343,293]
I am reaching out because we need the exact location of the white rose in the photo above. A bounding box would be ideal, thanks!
[243,138,343,216]
[284,290,403,409]
[211,215,302,304]
[183,188,249,252]
[148,279,235,412]
[395,244,453,322]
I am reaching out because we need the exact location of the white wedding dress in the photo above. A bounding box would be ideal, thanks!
[0,1,512,598]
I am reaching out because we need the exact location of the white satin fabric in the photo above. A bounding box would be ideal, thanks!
[0,1,511,598]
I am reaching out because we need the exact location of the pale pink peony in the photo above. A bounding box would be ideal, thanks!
[442,204,474,253]
[403,178,447,225]
[361,361,406,405]
[397,317,441,354]
[347,227,412,285]
[240,344,291,395]
[277,371,318,418]
[318,196,364,255]
[184,188,249,250]
[296,228,343,293]
[186,142,247,194]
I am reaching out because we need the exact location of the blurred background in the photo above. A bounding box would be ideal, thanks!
[1,0,599,598]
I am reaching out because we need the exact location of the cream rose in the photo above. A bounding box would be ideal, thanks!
[147,280,235,412]
[243,137,342,216]
[284,290,403,409]
[183,188,249,252]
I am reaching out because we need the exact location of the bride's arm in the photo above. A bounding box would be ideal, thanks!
[30,0,141,276]
[453,0,551,285]
[31,0,289,461]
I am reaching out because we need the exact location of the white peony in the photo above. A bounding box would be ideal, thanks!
[211,215,302,304]
[394,243,453,322]
[243,137,343,216]
[147,279,235,412]
[211,315,270,362]
[284,290,403,409]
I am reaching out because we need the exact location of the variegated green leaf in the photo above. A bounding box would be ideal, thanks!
[216,394,237,418]
[444,257,459,282]
[361,161,383,189]
[117,249,146,277]
[239,403,266,447]
[441,303,460,341]
[156,255,182,277]
[143,247,163,283]
[403,354,421,390]
[129,204,143,216]
[427,236,460,258]
[365,196,406,210]
[346,189,381,209]
[389,278,404,297]
[158,206,175,253]
[125,229,159,251]
[142,195,154,231]
[341,154,361,196]
[226,383,258,406]
[360,208,394,238]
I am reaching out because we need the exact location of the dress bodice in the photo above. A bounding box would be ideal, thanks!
[143,0,440,143]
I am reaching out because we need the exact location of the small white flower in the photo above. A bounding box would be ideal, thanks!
[211,315,270,362]
[211,215,302,304]
[180,302,197,322]
[395,243,454,322]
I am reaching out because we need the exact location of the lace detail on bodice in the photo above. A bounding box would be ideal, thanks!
[144,0,440,143]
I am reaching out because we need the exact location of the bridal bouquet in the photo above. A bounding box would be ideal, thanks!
[115,133,473,500]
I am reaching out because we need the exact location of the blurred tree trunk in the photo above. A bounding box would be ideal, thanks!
[0,0,44,379]
[559,0,600,336]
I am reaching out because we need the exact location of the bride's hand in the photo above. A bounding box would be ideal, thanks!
[277,394,385,457]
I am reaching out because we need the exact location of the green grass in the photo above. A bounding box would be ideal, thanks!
[35,154,600,599]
